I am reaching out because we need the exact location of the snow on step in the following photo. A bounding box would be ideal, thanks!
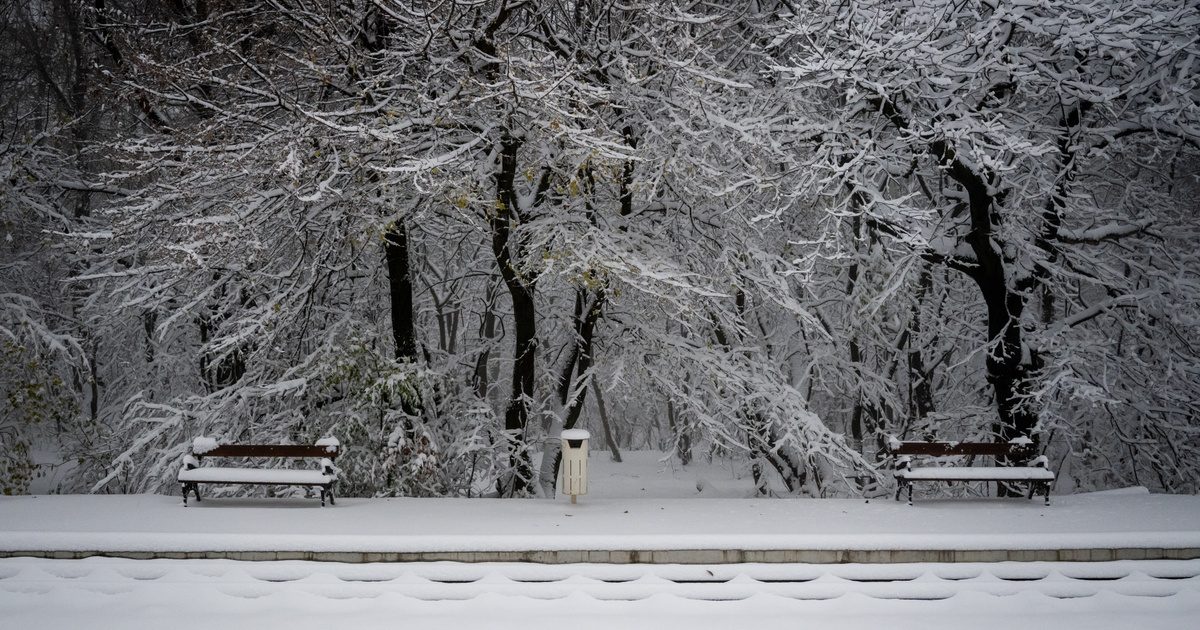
[2,558,1199,630]
[177,467,333,485]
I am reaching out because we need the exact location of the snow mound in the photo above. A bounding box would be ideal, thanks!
[191,437,219,454]
[561,429,590,441]
[1081,486,1151,496]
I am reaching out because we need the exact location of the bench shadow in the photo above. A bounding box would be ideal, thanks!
[186,497,330,509]
[901,497,1050,508]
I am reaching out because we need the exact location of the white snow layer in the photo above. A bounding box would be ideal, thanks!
[899,467,1056,481]
[2,490,1199,554]
[1,557,1198,630]
[191,436,220,454]
[177,467,333,485]
[561,429,591,441]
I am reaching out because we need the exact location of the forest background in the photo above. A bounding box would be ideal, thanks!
[2,0,1197,499]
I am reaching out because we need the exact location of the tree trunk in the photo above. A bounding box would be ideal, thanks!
[907,265,936,426]
[383,217,423,444]
[592,380,622,463]
[845,212,867,451]
[473,282,499,401]
[957,168,1040,495]
[383,220,419,362]
[666,397,692,465]
[492,133,536,497]
[873,99,1044,467]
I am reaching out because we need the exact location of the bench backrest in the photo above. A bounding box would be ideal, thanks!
[194,444,339,459]
[888,441,1034,459]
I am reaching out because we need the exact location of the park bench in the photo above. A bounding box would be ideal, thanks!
[886,437,1054,506]
[178,436,340,507]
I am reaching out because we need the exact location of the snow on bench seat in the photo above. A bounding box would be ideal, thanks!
[177,467,334,485]
[898,467,1056,482]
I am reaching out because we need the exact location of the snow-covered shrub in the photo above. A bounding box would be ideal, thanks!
[313,340,502,497]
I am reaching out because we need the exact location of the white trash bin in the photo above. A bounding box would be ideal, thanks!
[561,429,590,503]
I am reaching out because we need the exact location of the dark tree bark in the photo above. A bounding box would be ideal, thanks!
[845,211,868,450]
[957,179,1040,452]
[473,282,500,401]
[907,265,936,426]
[384,220,419,362]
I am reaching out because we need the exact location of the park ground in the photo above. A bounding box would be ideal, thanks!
[2,451,1199,628]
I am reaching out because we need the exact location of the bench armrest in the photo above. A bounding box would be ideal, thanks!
[895,455,911,473]
[1030,455,1050,468]
[182,454,200,470]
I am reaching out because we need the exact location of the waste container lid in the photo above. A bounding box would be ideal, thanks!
[561,429,591,440]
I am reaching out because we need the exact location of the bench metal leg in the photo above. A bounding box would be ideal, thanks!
[181,482,200,506]
[907,483,913,506]
[1021,481,1051,506]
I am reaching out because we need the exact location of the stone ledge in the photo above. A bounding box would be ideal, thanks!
[4,547,1199,564]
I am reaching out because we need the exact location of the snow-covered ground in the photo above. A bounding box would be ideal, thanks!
[3,486,1199,555]
[5,451,1200,627]
[2,557,1198,629]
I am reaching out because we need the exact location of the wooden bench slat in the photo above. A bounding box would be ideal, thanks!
[197,445,338,459]
[890,442,1034,457]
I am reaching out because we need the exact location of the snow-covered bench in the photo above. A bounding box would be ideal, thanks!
[178,437,340,507]
[886,437,1054,506]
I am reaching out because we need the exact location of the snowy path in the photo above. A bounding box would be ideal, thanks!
[2,558,1198,629]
